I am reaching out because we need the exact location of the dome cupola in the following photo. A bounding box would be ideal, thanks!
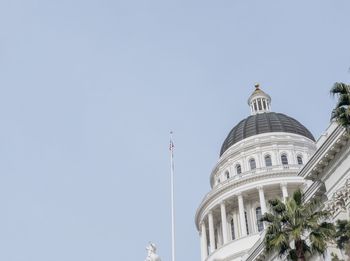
[248,83,271,115]
[220,84,315,156]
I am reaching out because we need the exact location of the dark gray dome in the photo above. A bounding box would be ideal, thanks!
[220,112,315,156]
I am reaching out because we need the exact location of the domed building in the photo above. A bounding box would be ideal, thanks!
[195,85,318,261]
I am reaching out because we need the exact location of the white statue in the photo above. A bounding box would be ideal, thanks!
[145,243,161,261]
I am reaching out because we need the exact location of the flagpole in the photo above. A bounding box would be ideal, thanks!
[169,131,175,261]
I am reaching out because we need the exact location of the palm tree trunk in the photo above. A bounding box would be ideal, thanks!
[296,240,305,261]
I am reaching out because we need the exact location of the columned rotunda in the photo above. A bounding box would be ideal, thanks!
[195,85,317,261]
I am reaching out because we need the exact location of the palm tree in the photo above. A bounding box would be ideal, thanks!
[330,82,350,130]
[261,189,335,261]
[335,219,350,260]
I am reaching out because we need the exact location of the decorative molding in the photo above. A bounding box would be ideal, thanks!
[324,178,350,216]
[257,185,264,191]
[210,132,316,186]
[299,125,347,180]
[280,182,287,188]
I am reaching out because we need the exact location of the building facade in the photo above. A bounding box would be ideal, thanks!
[195,85,350,261]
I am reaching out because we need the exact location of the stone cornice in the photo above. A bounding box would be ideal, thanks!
[220,132,315,160]
[298,125,347,181]
[210,132,316,186]
[303,180,325,203]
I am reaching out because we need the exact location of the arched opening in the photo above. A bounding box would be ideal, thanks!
[281,154,288,165]
[297,155,303,165]
[258,99,262,110]
[225,171,230,180]
[264,154,272,167]
[249,158,256,170]
[236,164,242,175]
[230,218,235,240]
[256,207,264,232]
[244,211,249,235]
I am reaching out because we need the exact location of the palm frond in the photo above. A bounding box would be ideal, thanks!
[287,249,298,261]
[310,231,328,255]
[336,94,350,107]
[263,188,334,260]
[292,189,302,206]
[335,219,350,249]
[330,82,350,96]
[268,198,286,215]
[330,82,350,130]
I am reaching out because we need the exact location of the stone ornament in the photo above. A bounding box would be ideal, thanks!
[145,243,161,261]
[324,178,350,216]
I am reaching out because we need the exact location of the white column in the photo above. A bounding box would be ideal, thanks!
[200,222,208,261]
[257,151,262,169]
[208,211,215,253]
[238,193,247,237]
[281,183,288,202]
[220,201,228,244]
[291,149,296,164]
[251,204,258,233]
[246,202,254,234]
[216,226,222,247]
[233,211,239,239]
[258,186,267,214]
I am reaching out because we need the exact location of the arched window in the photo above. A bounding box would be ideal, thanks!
[230,218,235,240]
[281,154,288,165]
[225,171,230,180]
[264,154,272,167]
[253,101,257,111]
[297,155,303,165]
[244,211,249,235]
[236,164,242,174]
[256,207,264,232]
[249,158,256,170]
[258,99,262,110]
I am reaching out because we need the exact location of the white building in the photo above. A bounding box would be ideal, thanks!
[195,85,350,261]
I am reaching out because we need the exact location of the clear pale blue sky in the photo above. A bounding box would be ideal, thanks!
[0,1,349,260]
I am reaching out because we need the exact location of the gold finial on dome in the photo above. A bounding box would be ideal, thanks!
[254,83,260,90]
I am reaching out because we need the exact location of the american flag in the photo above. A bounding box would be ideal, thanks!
[169,140,175,151]
[169,132,175,151]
